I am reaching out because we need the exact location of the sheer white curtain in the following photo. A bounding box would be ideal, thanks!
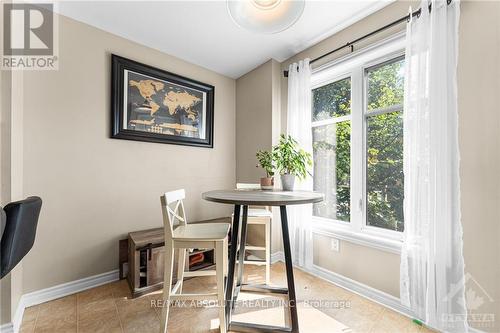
[400,1,467,332]
[286,59,312,267]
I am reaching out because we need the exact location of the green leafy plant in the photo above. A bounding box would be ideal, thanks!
[256,150,275,178]
[273,134,312,180]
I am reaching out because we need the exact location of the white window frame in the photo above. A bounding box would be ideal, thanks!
[310,32,406,254]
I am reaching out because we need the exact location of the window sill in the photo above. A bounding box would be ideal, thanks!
[311,218,402,255]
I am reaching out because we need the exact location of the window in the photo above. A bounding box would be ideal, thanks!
[365,58,404,232]
[312,77,351,222]
[311,35,405,244]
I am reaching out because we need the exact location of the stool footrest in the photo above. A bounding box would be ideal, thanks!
[170,293,218,301]
[237,260,267,266]
[240,284,288,295]
[183,270,216,277]
[244,246,266,251]
[229,322,292,333]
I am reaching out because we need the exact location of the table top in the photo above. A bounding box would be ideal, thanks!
[202,189,324,206]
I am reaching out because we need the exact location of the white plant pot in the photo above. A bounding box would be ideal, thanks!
[281,174,295,191]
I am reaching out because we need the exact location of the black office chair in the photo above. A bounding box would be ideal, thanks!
[0,196,42,279]
[0,207,6,240]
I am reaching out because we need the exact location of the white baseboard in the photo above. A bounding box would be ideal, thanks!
[270,252,487,333]
[271,251,413,317]
[313,264,488,333]
[309,264,412,317]
[21,270,119,308]
[271,251,284,264]
[0,323,14,333]
[468,328,487,333]
[6,270,119,333]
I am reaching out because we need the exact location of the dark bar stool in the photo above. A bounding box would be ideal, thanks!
[0,196,42,279]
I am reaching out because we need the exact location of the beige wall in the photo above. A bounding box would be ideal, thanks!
[0,65,12,325]
[235,59,283,253]
[20,14,236,294]
[1,53,26,325]
[457,1,500,330]
[236,60,274,183]
[0,63,11,204]
[313,233,401,297]
[279,0,500,331]
[9,69,25,325]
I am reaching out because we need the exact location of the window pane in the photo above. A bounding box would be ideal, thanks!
[366,111,404,231]
[312,77,351,121]
[367,59,404,111]
[313,122,350,222]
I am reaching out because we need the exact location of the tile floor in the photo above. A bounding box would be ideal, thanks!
[19,263,435,333]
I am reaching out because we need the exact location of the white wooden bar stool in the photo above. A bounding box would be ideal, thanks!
[160,189,229,333]
[233,183,272,285]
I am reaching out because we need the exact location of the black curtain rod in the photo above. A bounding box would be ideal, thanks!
[283,0,451,77]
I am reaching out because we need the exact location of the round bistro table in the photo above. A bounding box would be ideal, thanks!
[202,189,324,333]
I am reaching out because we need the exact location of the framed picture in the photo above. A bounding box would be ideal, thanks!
[111,55,214,148]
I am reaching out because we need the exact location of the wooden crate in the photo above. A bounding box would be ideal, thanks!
[123,217,230,298]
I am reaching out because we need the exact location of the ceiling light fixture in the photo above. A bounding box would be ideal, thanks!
[227,0,305,34]
[252,0,281,10]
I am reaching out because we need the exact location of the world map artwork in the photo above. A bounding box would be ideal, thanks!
[125,70,206,139]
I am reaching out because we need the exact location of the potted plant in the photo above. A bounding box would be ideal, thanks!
[256,150,275,190]
[273,134,312,191]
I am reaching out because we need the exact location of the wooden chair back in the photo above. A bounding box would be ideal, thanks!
[236,183,270,211]
[236,183,260,190]
[160,189,187,241]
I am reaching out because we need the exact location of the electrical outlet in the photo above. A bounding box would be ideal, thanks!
[330,238,340,252]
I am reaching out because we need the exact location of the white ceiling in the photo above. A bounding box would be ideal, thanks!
[55,1,392,78]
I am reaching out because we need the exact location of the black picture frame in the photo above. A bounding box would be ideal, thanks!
[111,54,214,148]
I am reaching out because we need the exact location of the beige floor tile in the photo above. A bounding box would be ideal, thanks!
[19,319,36,333]
[167,306,220,333]
[108,279,133,299]
[349,294,386,314]
[77,284,114,306]
[233,301,351,333]
[34,316,77,333]
[22,306,40,323]
[20,305,39,333]
[116,294,156,319]
[21,263,424,333]
[147,291,166,317]
[37,295,77,322]
[121,308,159,333]
[78,298,117,321]
[77,307,122,333]
[318,294,385,332]
[33,295,76,333]
[333,308,379,332]
[370,308,418,333]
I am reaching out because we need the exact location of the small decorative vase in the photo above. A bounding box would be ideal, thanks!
[281,174,295,191]
[260,177,274,190]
